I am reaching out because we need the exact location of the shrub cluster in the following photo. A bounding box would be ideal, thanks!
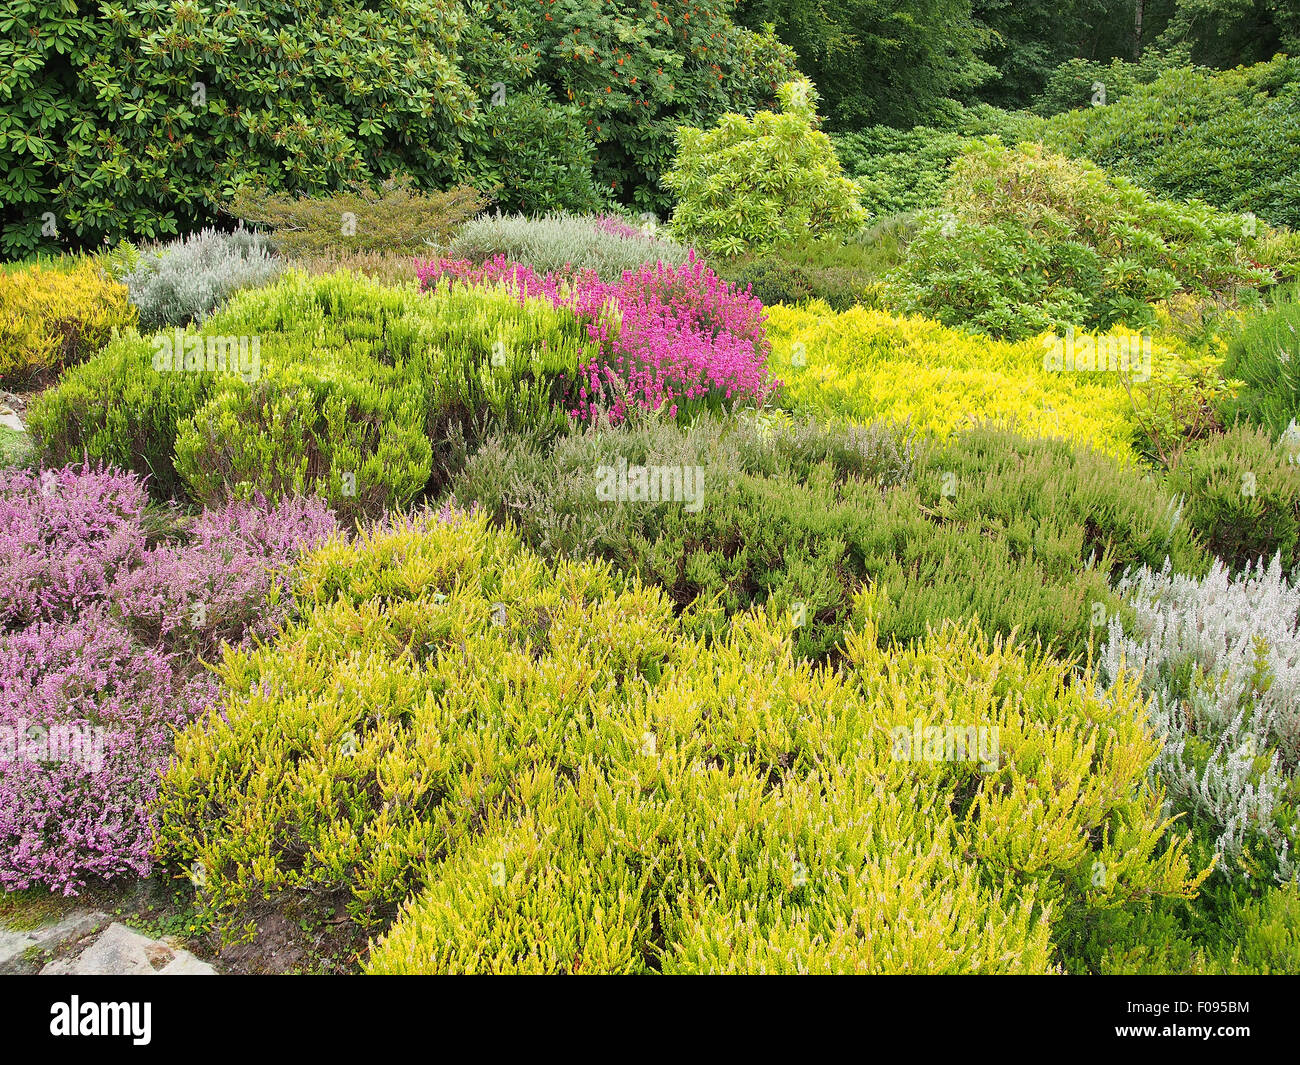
[883,142,1285,340]
[763,300,1213,463]
[1165,425,1300,573]
[450,418,1207,662]
[0,259,136,385]
[28,272,598,519]
[121,228,283,331]
[0,463,336,892]
[1100,557,1300,885]
[417,253,774,423]
[445,212,690,282]
[1222,298,1300,437]
[228,178,486,259]
[663,80,867,257]
[154,510,1205,970]
[1044,57,1300,230]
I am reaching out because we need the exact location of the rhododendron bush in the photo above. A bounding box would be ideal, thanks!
[415,253,776,422]
[0,465,337,893]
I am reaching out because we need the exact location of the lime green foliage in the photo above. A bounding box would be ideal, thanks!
[229,178,487,258]
[1044,57,1300,229]
[663,79,867,257]
[153,511,1205,971]
[1166,425,1300,572]
[1223,298,1300,437]
[451,417,1206,661]
[0,259,136,385]
[765,300,1217,463]
[28,272,597,519]
[883,142,1282,340]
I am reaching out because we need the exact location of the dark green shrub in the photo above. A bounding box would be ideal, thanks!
[451,418,1207,660]
[465,87,606,214]
[1044,57,1300,229]
[1166,424,1300,572]
[0,0,480,256]
[1223,299,1300,437]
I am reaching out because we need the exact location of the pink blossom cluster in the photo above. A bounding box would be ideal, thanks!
[591,214,648,240]
[0,465,339,893]
[414,252,778,423]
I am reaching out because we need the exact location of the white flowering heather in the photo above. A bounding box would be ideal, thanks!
[124,227,283,330]
[1099,556,1300,882]
[446,212,691,280]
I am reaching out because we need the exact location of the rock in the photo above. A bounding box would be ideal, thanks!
[0,410,23,433]
[40,922,216,976]
[0,912,110,975]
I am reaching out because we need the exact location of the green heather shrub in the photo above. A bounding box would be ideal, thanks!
[122,228,283,331]
[446,212,690,281]
[717,234,902,311]
[884,142,1282,340]
[228,177,487,259]
[450,418,1206,660]
[155,510,1205,971]
[663,79,867,257]
[1165,425,1300,573]
[1223,299,1300,437]
[1065,883,1300,975]
[28,272,597,515]
[0,259,136,385]
[1044,57,1300,229]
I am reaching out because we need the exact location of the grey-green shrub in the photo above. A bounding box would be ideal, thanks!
[1099,556,1300,884]
[446,212,691,280]
[123,227,283,330]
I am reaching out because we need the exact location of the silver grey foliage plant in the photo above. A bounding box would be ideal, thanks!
[1099,556,1300,882]
[123,226,283,331]
[447,212,691,280]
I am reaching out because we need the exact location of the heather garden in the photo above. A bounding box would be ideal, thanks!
[2,0,1300,975]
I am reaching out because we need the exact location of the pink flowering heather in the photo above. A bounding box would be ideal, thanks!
[591,214,647,240]
[111,493,338,658]
[0,467,342,893]
[0,464,148,628]
[0,609,219,893]
[414,252,777,423]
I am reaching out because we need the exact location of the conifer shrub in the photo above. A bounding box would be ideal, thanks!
[228,178,487,259]
[154,510,1206,970]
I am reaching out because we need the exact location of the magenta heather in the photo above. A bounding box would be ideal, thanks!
[414,251,778,423]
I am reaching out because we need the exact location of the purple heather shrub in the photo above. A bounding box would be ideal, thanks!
[0,467,341,893]
[0,464,148,629]
[414,252,776,424]
[111,493,339,658]
[0,609,219,893]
